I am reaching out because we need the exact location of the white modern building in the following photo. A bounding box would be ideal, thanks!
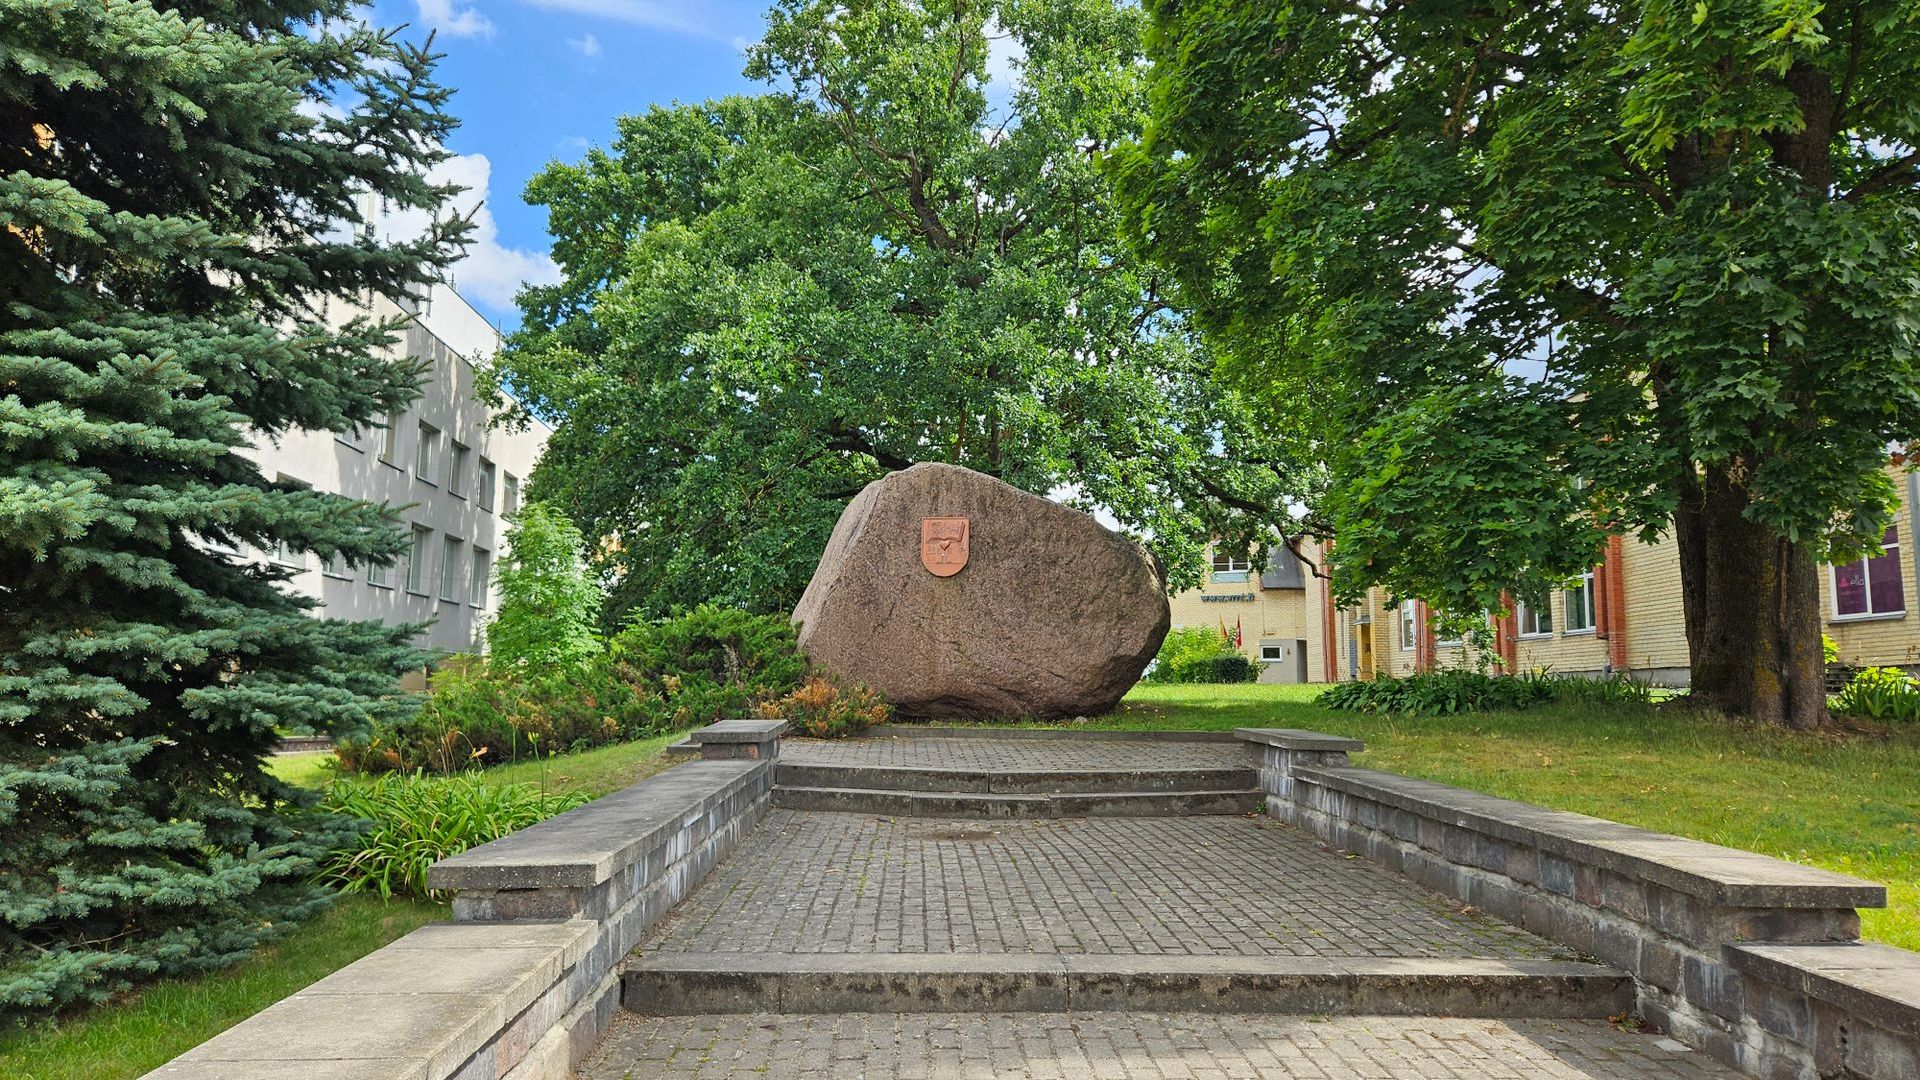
[243,283,549,656]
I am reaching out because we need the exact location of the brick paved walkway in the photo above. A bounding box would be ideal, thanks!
[640,811,1567,959]
[582,1011,1739,1079]
[781,736,1248,771]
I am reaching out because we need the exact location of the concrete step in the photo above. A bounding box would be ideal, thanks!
[621,953,1631,1019]
[776,762,1259,795]
[770,785,1263,818]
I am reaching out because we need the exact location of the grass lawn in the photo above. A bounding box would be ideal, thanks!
[0,894,443,1080]
[1093,683,1920,951]
[2,731,691,1080]
[268,726,694,798]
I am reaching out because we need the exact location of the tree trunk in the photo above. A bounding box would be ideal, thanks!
[1675,465,1831,728]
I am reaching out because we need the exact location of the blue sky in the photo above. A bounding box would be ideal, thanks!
[365,0,776,328]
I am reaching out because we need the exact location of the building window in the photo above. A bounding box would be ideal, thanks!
[448,441,469,498]
[470,546,490,608]
[1210,548,1251,582]
[503,472,520,516]
[271,539,306,570]
[1834,527,1905,618]
[414,421,439,483]
[322,550,351,578]
[1260,643,1283,661]
[378,414,400,464]
[1398,600,1417,650]
[368,555,391,589]
[1517,596,1553,637]
[405,526,430,593]
[1564,571,1596,632]
[335,425,365,452]
[478,458,496,511]
[439,534,462,601]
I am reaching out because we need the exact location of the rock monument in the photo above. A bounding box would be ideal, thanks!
[792,462,1170,719]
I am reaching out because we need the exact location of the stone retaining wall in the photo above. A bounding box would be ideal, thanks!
[145,722,780,1080]
[1239,727,1918,1079]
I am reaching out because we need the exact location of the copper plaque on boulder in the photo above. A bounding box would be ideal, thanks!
[920,517,970,577]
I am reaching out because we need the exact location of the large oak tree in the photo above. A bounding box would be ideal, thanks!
[494,0,1314,621]
[1111,0,1920,727]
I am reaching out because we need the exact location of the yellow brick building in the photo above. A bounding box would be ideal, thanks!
[1174,465,1920,685]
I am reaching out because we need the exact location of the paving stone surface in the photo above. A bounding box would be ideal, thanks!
[581,1011,1740,1079]
[639,811,1571,959]
[781,736,1250,771]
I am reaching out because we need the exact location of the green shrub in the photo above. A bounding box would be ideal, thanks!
[1144,626,1248,684]
[1321,670,1548,715]
[319,773,589,899]
[336,606,817,775]
[1173,653,1259,684]
[1834,667,1920,723]
[759,675,890,738]
[1547,673,1656,707]
[1322,669,1654,715]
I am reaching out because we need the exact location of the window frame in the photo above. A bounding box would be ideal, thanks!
[477,458,496,511]
[448,440,469,498]
[1563,571,1596,634]
[414,421,439,484]
[1516,596,1553,638]
[1398,600,1417,651]
[1210,547,1252,583]
[503,472,520,516]
[377,413,401,466]
[1832,527,1907,620]
[469,546,490,608]
[439,534,463,602]
[405,526,431,594]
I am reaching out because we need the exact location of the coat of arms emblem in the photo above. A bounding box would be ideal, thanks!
[920,517,970,577]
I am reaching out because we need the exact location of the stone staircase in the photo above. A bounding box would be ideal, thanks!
[621,952,1629,1018]
[615,731,1635,1035]
[771,759,1264,817]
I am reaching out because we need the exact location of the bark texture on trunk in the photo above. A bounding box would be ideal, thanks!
[1676,466,1830,729]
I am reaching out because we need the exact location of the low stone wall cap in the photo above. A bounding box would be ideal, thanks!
[1235,727,1365,753]
[1729,942,1920,1040]
[693,718,789,743]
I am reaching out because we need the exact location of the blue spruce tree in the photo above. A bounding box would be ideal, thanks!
[0,2,472,1010]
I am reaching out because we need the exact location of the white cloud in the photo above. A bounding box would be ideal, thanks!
[569,32,603,57]
[417,0,494,38]
[520,0,709,35]
[370,152,561,315]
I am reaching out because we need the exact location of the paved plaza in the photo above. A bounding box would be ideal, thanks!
[583,1011,1737,1079]
[585,733,1764,1078]
[638,811,1565,959]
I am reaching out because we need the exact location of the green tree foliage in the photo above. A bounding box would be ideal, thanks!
[1110,1,1920,727]
[0,2,467,1010]
[492,0,1313,620]
[487,502,606,670]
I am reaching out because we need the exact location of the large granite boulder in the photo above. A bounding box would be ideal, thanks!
[792,462,1170,719]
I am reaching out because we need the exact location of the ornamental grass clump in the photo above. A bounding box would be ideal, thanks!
[1834,667,1920,725]
[319,773,589,900]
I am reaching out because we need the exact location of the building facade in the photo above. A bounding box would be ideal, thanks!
[241,284,549,656]
[1177,464,1920,684]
